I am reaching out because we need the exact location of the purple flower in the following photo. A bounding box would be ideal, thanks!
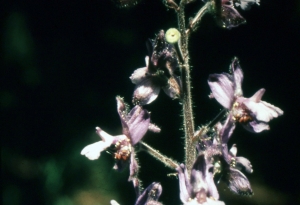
[204,0,259,29]
[130,30,181,105]
[177,155,225,205]
[81,96,154,179]
[208,57,283,133]
[200,117,253,196]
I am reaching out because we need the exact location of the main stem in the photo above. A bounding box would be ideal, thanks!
[178,2,196,173]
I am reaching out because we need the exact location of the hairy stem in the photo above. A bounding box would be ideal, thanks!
[186,2,211,35]
[140,141,179,170]
[178,2,196,173]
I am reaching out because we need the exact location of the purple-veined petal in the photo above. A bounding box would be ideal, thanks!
[133,78,160,105]
[243,120,270,133]
[208,73,235,109]
[127,106,150,145]
[243,98,283,122]
[236,156,253,173]
[176,164,190,203]
[226,168,253,196]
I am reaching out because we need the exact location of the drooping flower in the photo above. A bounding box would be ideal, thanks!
[110,182,163,205]
[208,57,283,133]
[81,96,156,179]
[177,155,225,205]
[197,117,253,196]
[130,30,181,105]
[204,0,259,29]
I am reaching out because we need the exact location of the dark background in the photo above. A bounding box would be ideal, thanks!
[2,0,300,204]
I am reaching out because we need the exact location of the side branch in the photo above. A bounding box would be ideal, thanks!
[140,141,179,170]
[186,2,211,35]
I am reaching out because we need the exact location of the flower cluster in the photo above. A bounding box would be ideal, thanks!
[80,2,283,203]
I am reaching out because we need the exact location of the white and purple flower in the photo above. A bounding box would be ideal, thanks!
[130,30,181,105]
[177,155,225,205]
[208,57,283,133]
[81,96,156,179]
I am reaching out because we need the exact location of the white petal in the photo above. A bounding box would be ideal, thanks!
[110,200,120,205]
[96,127,115,143]
[133,78,160,105]
[130,67,148,84]
[244,99,283,122]
[80,141,109,160]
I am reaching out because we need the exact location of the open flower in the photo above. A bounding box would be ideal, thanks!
[130,30,181,105]
[81,96,152,179]
[208,57,283,133]
[177,155,225,205]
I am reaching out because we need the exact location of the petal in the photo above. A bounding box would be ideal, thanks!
[176,164,191,203]
[95,127,115,143]
[162,76,181,99]
[226,168,253,196]
[130,66,148,84]
[116,97,131,137]
[217,5,246,29]
[148,123,161,133]
[208,74,235,109]
[110,200,120,205]
[80,141,109,160]
[205,198,225,205]
[243,120,270,133]
[249,88,265,103]
[236,156,253,173]
[133,78,160,105]
[231,57,244,96]
[243,99,283,122]
[135,182,162,205]
[129,148,139,181]
[235,0,260,10]
[220,115,236,144]
[229,144,237,157]
[127,106,150,145]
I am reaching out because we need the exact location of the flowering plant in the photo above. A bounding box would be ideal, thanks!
[80,0,283,204]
